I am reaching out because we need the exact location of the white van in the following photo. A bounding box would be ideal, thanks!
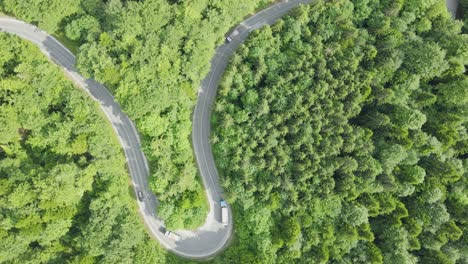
[165,231,181,241]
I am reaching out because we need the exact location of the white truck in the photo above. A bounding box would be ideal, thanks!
[220,200,229,226]
[226,30,239,43]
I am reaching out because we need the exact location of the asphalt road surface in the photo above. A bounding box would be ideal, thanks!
[446,0,459,18]
[1,0,307,258]
[0,0,459,259]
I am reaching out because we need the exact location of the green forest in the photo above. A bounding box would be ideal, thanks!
[0,33,179,263]
[0,0,467,263]
[212,0,467,263]
[1,0,274,230]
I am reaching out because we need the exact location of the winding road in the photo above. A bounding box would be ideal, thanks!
[0,0,460,259]
[7,0,459,259]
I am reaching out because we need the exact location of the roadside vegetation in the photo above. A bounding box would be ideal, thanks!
[461,0,468,31]
[1,0,273,230]
[212,0,467,263]
[1,0,466,263]
[0,33,177,263]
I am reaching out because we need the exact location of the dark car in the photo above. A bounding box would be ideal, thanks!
[137,191,144,201]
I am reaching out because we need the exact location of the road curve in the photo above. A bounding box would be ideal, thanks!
[191,0,314,257]
[0,0,312,259]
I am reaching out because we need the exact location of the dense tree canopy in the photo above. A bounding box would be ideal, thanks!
[1,0,466,263]
[212,1,467,263]
[0,33,176,264]
[1,0,274,229]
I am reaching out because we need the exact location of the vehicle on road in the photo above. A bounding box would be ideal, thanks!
[220,200,229,226]
[165,231,181,241]
[137,191,144,201]
[226,29,239,43]
[0,0,316,258]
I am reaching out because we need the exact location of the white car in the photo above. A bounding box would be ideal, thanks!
[137,191,144,201]
[226,29,239,43]
[165,231,181,241]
